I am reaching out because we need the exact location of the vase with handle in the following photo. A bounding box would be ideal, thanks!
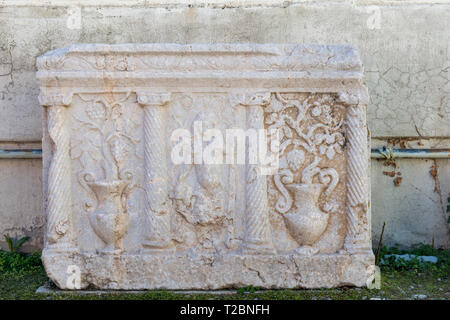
[86,179,130,254]
[283,183,329,246]
[275,168,338,255]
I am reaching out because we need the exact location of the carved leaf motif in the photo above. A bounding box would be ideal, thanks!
[265,112,278,125]
[86,101,106,122]
[313,133,325,144]
[327,147,336,160]
[70,131,102,168]
[283,126,293,139]
[109,137,131,165]
[55,220,68,236]
[71,93,141,180]
[286,149,305,172]
[315,131,344,160]
[269,93,344,203]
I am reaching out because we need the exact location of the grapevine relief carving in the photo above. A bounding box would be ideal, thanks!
[71,93,140,254]
[267,93,345,255]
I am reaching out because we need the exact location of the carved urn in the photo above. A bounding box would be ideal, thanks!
[283,183,329,246]
[87,179,130,254]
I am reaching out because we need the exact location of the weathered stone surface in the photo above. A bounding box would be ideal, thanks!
[37,43,374,290]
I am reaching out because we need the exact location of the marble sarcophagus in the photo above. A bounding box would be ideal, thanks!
[37,44,374,289]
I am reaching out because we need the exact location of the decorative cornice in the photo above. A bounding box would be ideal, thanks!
[36,44,362,73]
[36,45,365,92]
[136,92,171,106]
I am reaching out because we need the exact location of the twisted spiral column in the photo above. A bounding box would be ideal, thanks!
[137,92,174,252]
[341,92,371,255]
[40,93,76,253]
[231,92,275,254]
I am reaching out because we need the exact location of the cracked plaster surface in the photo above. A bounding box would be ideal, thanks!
[367,64,450,137]
[0,4,449,139]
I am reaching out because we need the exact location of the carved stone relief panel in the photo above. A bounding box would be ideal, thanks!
[37,44,373,290]
[69,93,145,254]
[266,93,348,255]
[167,94,230,253]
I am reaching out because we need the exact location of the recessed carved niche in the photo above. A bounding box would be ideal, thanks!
[37,44,374,289]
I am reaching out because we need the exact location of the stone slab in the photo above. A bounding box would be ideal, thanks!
[43,252,373,290]
[37,43,374,289]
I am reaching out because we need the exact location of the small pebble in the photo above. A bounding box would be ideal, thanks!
[412,294,427,299]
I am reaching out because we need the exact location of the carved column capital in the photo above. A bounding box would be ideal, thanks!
[337,87,369,106]
[230,92,271,107]
[38,92,73,107]
[136,92,171,107]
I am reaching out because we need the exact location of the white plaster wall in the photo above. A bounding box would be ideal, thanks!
[0,0,448,250]
[371,158,449,249]
[0,159,44,251]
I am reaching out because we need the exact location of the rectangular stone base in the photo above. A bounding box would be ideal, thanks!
[42,250,374,290]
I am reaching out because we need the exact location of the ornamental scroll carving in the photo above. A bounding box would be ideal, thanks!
[71,93,140,254]
[267,93,345,255]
